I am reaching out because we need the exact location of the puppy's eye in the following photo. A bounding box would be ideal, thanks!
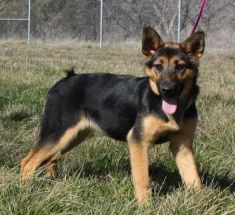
[153,64,163,71]
[175,64,186,71]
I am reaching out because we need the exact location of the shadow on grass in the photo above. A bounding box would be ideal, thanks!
[150,166,235,196]
[202,172,235,193]
[149,164,181,195]
[57,159,235,196]
[1,109,34,122]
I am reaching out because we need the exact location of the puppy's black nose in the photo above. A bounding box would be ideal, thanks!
[160,84,177,97]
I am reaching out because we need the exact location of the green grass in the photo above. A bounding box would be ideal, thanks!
[0,41,234,214]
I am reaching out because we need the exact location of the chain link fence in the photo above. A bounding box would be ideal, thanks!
[0,0,234,49]
[0,0,28,39]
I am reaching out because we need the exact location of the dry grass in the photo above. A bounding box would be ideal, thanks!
[0,41,234,214]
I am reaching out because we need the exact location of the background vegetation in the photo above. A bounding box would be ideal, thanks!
[0,0,234,48]
[0,41,234,214]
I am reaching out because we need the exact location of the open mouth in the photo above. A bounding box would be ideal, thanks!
[162,97,177,115]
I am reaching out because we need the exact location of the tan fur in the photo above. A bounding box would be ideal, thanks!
[46,161,57,178]
[169,56,185,65]
[21,146,55,181]
[154,55,186,68]
[126,114,180,203]
[149,79,159,95]
[146,68,160,95]
[169,118,201,190]
[20,149,40,180]
[164,42,180,49]
[178,68,195,80]
[155,56,167,64]
[20,117,94,181]
[127,129,150,203]
[142,114,179,143]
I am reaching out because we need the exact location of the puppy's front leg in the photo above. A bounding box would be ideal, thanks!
[128,136,150,203]
[170,118,201,190]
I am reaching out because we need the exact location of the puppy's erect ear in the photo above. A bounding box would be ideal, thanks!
[180,31,205,58]
[142,26,164,57]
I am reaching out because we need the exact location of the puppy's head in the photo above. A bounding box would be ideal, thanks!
[142,26,205,115]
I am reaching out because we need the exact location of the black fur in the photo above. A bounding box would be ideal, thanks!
[39,71,198,145]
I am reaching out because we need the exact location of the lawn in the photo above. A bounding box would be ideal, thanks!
[0,41,234,214]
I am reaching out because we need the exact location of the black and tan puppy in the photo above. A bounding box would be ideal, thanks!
[21,26,205,203]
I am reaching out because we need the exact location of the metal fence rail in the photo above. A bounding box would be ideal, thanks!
[0,0,234,49]
[0,0,30,44]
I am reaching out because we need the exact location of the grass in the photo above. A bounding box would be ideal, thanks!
[0,41,234,214]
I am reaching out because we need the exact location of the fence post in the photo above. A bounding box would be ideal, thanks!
[99,0,103,48]
[27,0,31,44]
[177,0,181,42]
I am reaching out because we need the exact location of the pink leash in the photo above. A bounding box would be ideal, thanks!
[190,0,208,35]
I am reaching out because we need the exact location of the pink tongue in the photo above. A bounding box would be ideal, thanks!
[162,98,177,114]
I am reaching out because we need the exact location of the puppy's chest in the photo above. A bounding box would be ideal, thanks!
[139,113,181,144]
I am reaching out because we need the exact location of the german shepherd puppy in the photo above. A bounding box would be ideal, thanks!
[21,26,205,203]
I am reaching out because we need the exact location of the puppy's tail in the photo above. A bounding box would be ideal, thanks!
[65,68,76,78]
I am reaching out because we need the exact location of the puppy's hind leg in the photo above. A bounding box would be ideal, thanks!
[45,157,59,179]
[20,118,91,181]
[45,128,91,178]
